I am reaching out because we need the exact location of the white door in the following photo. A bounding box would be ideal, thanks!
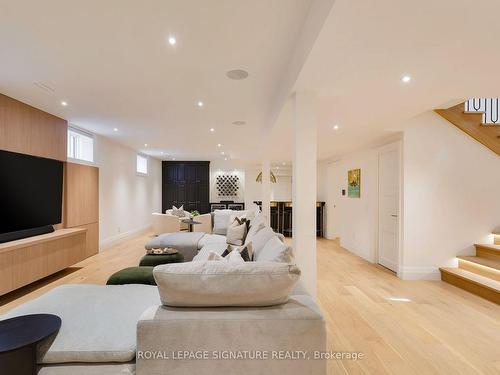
[378,147,400,272]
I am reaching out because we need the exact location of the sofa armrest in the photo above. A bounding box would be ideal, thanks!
[193,213,212,234]
[151,213,180,235]
[137,296,326,375]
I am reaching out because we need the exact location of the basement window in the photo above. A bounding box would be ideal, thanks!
[136,154,148,175]
[67,126,94,163]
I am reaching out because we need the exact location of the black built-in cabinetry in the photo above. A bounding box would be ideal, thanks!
[254,201,325,237]
[162,161,210,214]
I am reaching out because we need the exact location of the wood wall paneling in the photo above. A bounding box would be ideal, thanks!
[64,162,99,256]
[65,162,99,227]
[77,222,99,258]
[0,93,67,161]
[0,94,99,295]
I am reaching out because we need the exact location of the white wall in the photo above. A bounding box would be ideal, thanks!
[401,111,500,279]
[319,148,380,262]
[95,135,161,248]
[210,160,245,203]
[244,167,293,207]
[318,110,500,280]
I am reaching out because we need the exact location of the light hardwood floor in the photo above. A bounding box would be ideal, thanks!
[1,234,499,374]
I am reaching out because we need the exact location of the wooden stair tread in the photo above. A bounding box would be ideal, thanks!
[475,243,500,251]
[434,103,500,156]
[440,268,500,292]
[457,256,500,271]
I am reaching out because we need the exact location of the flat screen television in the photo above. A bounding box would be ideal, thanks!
[0,149,63,243]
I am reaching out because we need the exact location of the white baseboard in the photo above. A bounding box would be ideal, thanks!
[399,266,441,280]
[340,243,376,264]
[100,224,152,251]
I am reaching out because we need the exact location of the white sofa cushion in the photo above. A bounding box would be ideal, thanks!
[154,261,301,307]
[212,209,234,234]
[255,236,294,263]
[251,226,279,258]
[197,233,226,248]
[38,363,135,375]
[0,285,160,364]
[137,295,326,374]
[207,249,245,263]
[192,242,228,261]
[245,213,266,244]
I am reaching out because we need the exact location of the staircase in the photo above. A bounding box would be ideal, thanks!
[435,98,500,156]
[440,233,500,304]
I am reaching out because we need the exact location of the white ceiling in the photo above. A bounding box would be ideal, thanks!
[2,0,500,164]
[0,0,315,162]
[268,0,500,161]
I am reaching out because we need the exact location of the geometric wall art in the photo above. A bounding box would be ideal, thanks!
[216,174,240,197]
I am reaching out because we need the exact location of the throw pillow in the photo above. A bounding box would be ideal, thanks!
[221,243,252,261]
[245,221,266,245]
[212,209,233,235]
[153,261,301,307]
[255,236,294,263]
[208,250,245,263]
[226,220,247,246]
[251,226,278,258]
[171,205,185,218]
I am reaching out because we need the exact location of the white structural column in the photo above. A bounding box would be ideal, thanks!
[292,92,317,299]
[261,160,271,226]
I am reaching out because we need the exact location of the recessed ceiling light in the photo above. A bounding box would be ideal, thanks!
[333,124,339,130]
[197,101,204,107]
[221,151,225,155]
[401,75,411,83]
[217,143,222,148]
[282,162,286,166]
[210,128,215,132]
[61,101,68,106]
[113,128,118,132]
[144,143,148,147]
[224,157,228,161]
[232,121,246,126]
[160,151,164,155]
[168,36,176,45]
[226,69,249,80]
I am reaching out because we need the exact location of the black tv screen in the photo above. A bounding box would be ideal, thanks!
[0,150,63,235]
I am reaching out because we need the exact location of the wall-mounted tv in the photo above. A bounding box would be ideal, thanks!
[0,149,63,243]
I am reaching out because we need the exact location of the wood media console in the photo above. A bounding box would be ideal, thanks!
[0,228,87,296]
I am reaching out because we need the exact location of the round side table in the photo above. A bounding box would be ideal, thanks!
[181,219,202,232]
[0,314,61,375]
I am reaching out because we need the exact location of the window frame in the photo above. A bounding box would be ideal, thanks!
[136,153,149,176]
[67,126,95,165]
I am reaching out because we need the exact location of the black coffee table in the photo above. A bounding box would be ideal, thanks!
[181,219,202,232]
[0,314,61,375]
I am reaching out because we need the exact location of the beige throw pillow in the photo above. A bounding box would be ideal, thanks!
[226,220,247,246]
[153,261,301,307]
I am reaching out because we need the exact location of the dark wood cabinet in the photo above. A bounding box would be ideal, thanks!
[162,161,210,214]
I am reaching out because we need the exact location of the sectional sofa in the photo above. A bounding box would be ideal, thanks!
[1,209,326,375]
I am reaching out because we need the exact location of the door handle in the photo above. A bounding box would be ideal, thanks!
[391,214,398,217]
